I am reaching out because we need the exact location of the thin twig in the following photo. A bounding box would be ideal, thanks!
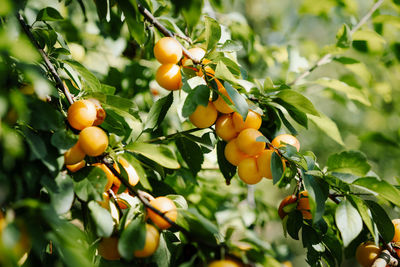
[145,128,204,143]
[137,4,199,64]
[108,189,123,216]
[16,13,75,105]
[288,0,385,86]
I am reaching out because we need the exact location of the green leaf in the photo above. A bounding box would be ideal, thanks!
[115,0,146,45]
[359,132,399,147]
[144,92,173,131]
[348,195,375,240]
[263,77,275,92]
[217,40,242,52]
[152,233,172,267]
[88,201,114,238]
[125,142,180,169]
[216,141,236,185]
[365,200,395,242]
[118,217,146,260]
[353,177,400,207]
[322,233,343,265]
[286,210,303,240]
[73,167,108,201]
[373,15,400,28]
[333,57,360,64]
[36,7,64,21]
[182,85,210,117]
[215,61,237,83]
[303,174,329,222]
[63,60,101,92]
[224,82,249,120]
[308,113,344,146]
[51,130,78,150]
[335,200,363,247]
[271,152,284,185]
[327,151,371,177]
[312,78,370,106]
[336,24,351,48]
[49,173,74,215]
[276,90,319,116]
[175,136,204,176]
[204,16,221,51]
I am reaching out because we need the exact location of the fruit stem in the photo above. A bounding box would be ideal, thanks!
[16,13,75,105]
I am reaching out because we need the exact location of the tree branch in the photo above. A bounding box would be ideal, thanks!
[16,13,75,105]
[145,127,205,143]
[288,0,384,86]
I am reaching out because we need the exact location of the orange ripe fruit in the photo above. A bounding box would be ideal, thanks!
[153,37,182,64]
[155,64,182,91]
[282,261,293,267]
[208,259,242,267]
[78,126,108,156]
[67,99,97,130]
[215,114,237,141]
[87,98,106,126]
[257,149,286,179]
[98,192,110,210]
[147,196,178,230]
[271,134,300,152]
[355,241,382,267]
[213,80,234,114]
[64,142,85,165]
[189,101,218,128]
[392,219,400,242]
[278,195,298,219]
[236,128,266,156]
[98,236,120,260]
[297,191,312,220]
[181,47,206,68]
[111,157,140,193]
[237,157,262,185]
[134,224,160,258]
[232,110,262,132]
[66,160,86,172]
[93,163,118,191]
[224,138,249,166]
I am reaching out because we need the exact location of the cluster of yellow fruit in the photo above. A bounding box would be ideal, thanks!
[98,195,177,261]
[356,219,400,267]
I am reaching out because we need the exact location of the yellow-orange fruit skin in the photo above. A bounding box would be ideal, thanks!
[79,126,108,156]
[189,102,218,128]
[87,98,106,126]
[278,195,298,219]
[271,134,300,152]
[98,192,110,210]
[257,149,286,179]
[215,114,237,141]
[154,37,182,64]
[181,47,206,67]
[134,224,160,258]
[208,259,242,267]
[67,100,97,130]
[111,157,140,193]
[224,138,249,166]
[232,110,262,132]
[392,219,400,242]
[93,163,118,191]
[213,81,234,114]
[98,237,120,261]
[355,241,382,267]
[64,142,86,165]
[66,160,86,172]
[237,157,262,185]
[297,191,312,220]
[282,261,293,267]
[147,197,178,230]
[236,128,266,156]
[155,64,182,91]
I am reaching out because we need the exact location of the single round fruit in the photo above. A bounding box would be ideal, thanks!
[64,142,85,165]
[213,82,234,114]
[67,100,97,130]
[98,236,120,260]
[278,195,298,219]
[154,37,182,64]
[93,163,118,191]
[224,138,249,166]
[355,241,382,267]
[257,149,285,179]
[208,259,242,267]
[181,47,206,68]
[271,134,300,152]
[189,101,218,128]
[215,114,237,141]
[297,191,312,220]
[87,98,106,126]
[237,157,262,185]
[134,224,160,258]
[155,64,182,91]
[236,128,266,156]
[392,219,400,242]
[66,160,86,172]
[79,126,108,156]
[232,110,262,132]
[147,197,178,230]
